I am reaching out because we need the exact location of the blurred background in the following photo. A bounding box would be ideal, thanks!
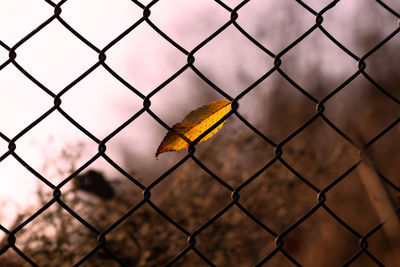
[0,0,399,266]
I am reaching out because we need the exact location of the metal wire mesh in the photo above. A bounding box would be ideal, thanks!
[0,0,399,266]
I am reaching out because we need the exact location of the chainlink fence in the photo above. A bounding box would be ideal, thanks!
[0,0,400,266]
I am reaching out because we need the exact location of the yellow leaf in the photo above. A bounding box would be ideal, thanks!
[156,99,232,157]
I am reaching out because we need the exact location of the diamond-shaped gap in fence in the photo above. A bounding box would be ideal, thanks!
[0,0,51,44]
[193,115,275,189]
[281,207,361,266]
[0,156,53,233]
[278,29,356,100]
[149,0,229,50]
[324,75,399,142]
[324,170,384,234]
[149,70,228,126]
[235,0,315,53]
[58,158,143,230]
[15,20,98,94]
[12,111,99,185]
[239,159,316,233]
[104,22,187,96]
[151,158,232,232]
[0,66,51,137]
[237,77,280,128]
[13,201,99,266]
[249,71,316,142]
[104,204,188,266]
[362,34,400,100]
[322,0,399,56]
[104,112,183,188]
[61,0,143,48]
[193,23,274,95]
[195,205,276,267]
[61,67,143,140]
[280,117,359,190]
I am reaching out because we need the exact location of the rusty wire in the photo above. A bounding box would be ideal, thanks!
[0,0,399,266]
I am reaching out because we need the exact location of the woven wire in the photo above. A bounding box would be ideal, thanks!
[0,0,399,266]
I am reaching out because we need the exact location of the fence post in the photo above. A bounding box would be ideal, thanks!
[357,155,400,265]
